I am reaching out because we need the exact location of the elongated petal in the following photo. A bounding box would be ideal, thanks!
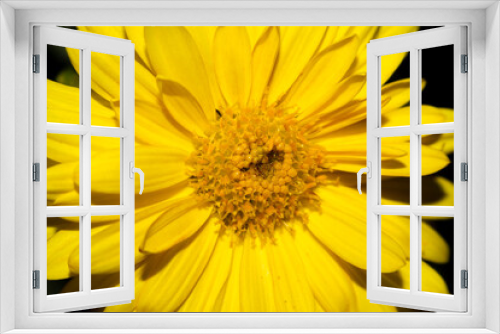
[240,234,276,312]
[268,27,327,103]
[157,79,213,137]
[286,36,359,120]
[47,134,79,163]
[308,186,407,272]
[141,196,212,254]
[249,27,280,105]
[294,225,356,312]
[124,26,151,69]
[185,27,224,110]
[383,261,449,294]
[422,221,450,264]
[214,27,252,108]
[135,99,193,148]
[219,238,244,312]
[47,163,78,199]
[178,230,233,312]
[68,195,186,275]
[136,219,220,312]
[67,31,160,105]
[47,225,106,280]
[82,145,189,195]
[47,229,80,280]
[316,75,366,116]
[145,27,215,121]
[267,228,315,311]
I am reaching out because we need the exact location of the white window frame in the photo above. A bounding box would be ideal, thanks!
[365,26,467,312]
[33,26,136,313]
[0,1,498,333]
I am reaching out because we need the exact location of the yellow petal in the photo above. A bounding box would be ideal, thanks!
[135,99,193,148]
[69,220,137,275]
[422,221,450,264]
[145,27,215,121]
[219,237,244,312]
[382,105,449,128]
[286,36,359,120]
[308,185,407,272]
[141,196,212,254]
[214,27,252,108]
[185,27,224,110]
[318,26,340,52]
[178,230,233,312]
[47,225,106,280]
[240,234,276,312]
[424,132,454,155]
[124,26,151,69]
[68,29,160,105]
[294,225,356,312]
[47,133,79,163]
[157,79,213,137]
[421,261,450,294]
[47,229,80,280]
[47,162,78,199]
[384,261,449,295]
[266,228,315,312]
[381,78,411,111]
[136,218,220,312]
[83,145,189,195]
[381,144,450,177]
[316,75,366,116]
[268,27,327,103]
[246,26,269,49]
[249,27,280,105]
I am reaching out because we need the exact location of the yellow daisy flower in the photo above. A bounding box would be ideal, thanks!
[46,26,454,312]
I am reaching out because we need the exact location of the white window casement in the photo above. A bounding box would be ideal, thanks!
[0,1,499,334]
[33,26,140,313]
[363,26,468,312]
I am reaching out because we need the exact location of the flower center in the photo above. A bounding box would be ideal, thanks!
[186,103,327,240]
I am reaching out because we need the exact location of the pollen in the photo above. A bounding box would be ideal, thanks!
[186,103,327,240]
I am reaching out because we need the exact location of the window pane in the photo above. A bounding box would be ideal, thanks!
[91,215,121,290]
[421,133,454,206]
[91,137,121,205]
[91,52,120,127]
[421,45,454,124]
[381,136,410,205]
[47,134,80,206]
[421,216,453,295]
[47,216,81,295]
[380,215,410,290]
[381,51,410,127]
[47,45,80,124]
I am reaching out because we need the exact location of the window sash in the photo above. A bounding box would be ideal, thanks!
[366,26,468,312]
[32,26,136,313]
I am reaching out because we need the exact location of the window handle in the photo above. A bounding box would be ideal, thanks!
[357,162,371,195]
[129,161,145,195]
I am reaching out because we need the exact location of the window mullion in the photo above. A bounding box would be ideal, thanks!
[82,47,92,294]
[409,47,420,294]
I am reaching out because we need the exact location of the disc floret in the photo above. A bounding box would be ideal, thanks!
[187,103,327,240]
